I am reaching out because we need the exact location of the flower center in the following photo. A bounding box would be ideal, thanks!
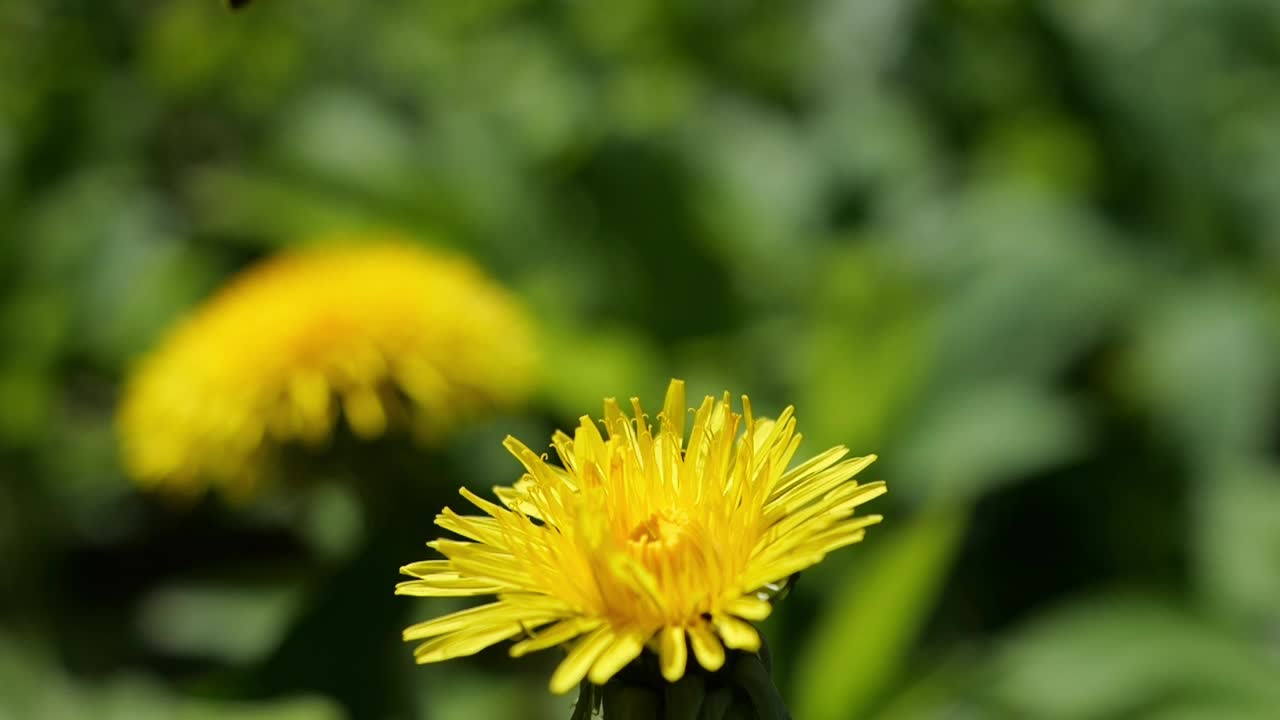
[615,510,711,623]
[627,512,686,547]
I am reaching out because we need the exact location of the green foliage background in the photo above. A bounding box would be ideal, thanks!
[4,0,1280,718]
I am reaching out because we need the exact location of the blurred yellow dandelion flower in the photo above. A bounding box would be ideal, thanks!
[117,238,536,497]
[397,379,885,694]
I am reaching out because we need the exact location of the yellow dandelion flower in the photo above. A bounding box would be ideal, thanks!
[117,237,536,497]
[398,379,885,694]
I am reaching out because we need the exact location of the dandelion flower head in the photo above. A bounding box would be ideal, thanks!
[118,237,536,497]
[398,379,885,694]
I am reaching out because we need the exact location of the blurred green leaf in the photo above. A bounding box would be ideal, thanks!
[1045,0,1280,254]
[0,368,53,447]
[1139,702,1280,720]
[0,291,71,367]
[141,0,302,109]
[987,596,1280,719]
[273,90,418,196]
[909,184,1132,384]
[98,680,343,720]
[45,419,136,542]
[975,110,1099,193]
[871,652,989,720]
[793,506,969,720]
[138,584,303,664]
[1196,458,1280,629]
[897,381,1085,503]
[606,58,699,137]
[687,100,824,293]
[1120,284,1276,457]
[420,675,528,719]
[189,166,391,242]
[537,324,663,420]
[0,633,343,720]
[295,483,365,563]
[85,231,225,369]
[415,665,564,720]
[803,243,934,452]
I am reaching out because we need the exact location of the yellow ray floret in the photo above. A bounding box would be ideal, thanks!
[117,236,536,498]
[398,379,885,694]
